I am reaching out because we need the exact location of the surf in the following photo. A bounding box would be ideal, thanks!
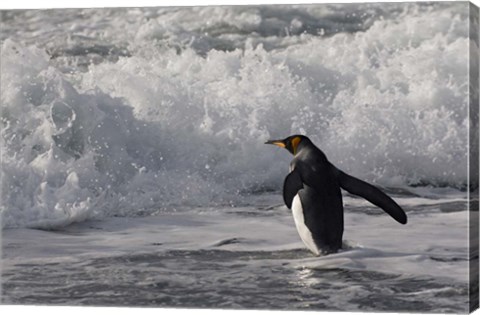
[0,3,472,229]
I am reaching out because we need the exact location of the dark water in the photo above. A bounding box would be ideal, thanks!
[2,247,469,312]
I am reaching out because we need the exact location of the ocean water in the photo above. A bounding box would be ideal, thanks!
[0,2,477,312]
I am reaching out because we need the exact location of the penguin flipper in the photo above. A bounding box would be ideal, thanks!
[337,170,407,224]
[283,169,303,209]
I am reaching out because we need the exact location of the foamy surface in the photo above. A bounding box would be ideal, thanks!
[1,2,474,228]
[2,194,472,311]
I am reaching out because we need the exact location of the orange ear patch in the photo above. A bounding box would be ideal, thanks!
[292,137,301,154]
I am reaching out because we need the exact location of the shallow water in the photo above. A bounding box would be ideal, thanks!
[1,194,473,312]
[1,250,468,311]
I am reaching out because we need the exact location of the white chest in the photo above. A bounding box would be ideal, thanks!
[291,194,320,256]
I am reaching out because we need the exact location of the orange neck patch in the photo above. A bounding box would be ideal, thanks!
[292,137,301,154]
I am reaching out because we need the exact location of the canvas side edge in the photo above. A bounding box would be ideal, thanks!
[469,1,480,313]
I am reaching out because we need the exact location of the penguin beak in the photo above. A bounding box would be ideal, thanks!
[265,140,286,148]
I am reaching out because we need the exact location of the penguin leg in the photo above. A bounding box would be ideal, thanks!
[336,169,407,224]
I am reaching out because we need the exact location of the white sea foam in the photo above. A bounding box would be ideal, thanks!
[2,206,470,283]
[0,3,473,228]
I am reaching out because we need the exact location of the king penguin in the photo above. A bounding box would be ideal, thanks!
[265,135,407,255]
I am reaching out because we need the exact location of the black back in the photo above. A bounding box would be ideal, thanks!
[285,139,344,253]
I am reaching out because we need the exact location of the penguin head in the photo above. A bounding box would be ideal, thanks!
[265,135,309,155]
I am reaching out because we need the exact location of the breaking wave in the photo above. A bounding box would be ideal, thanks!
[0,2,473,228]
